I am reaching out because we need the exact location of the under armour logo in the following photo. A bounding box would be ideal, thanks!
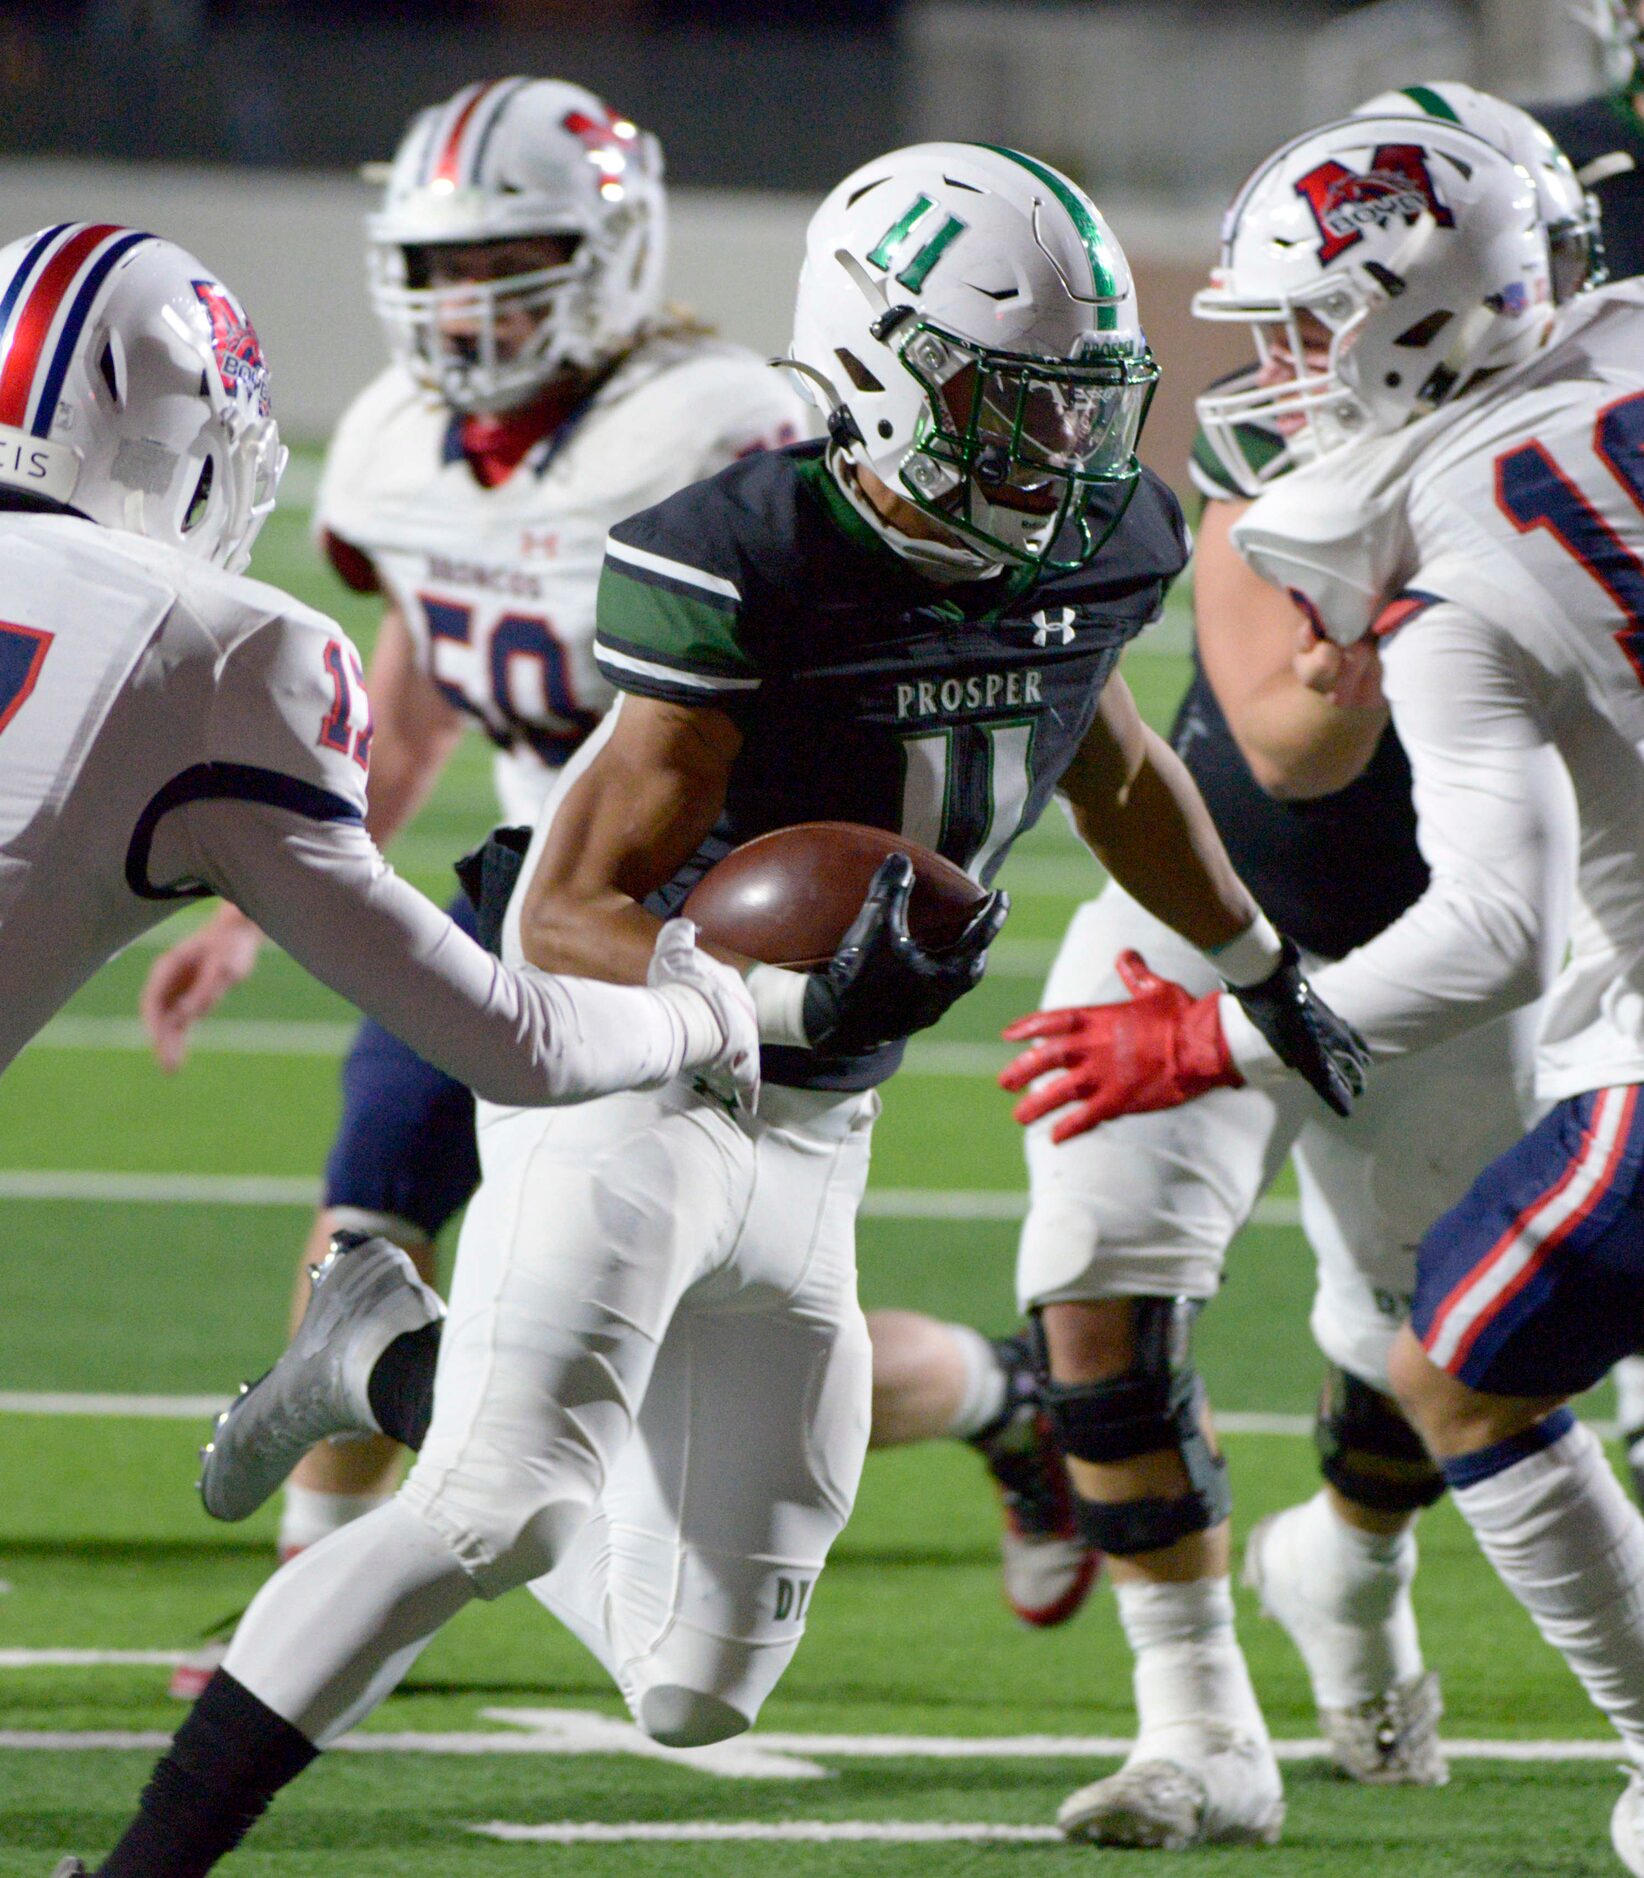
[1031,608,1077,647]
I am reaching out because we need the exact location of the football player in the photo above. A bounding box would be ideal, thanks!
[1533,1,1644,282]
[137,77,807,1669]
[64,143,1363,1877]
[1006,109,1644,1872]
[0,226,756,1149]
[866,85,1597,1846]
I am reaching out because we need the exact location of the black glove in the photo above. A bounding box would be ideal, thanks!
[1228,936,1370,1118]
[454,825,534,958]
[801,853,1009,1054]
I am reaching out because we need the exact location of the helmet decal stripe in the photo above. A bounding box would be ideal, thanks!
[32,230,156,438]
[0,224,69,359]
[466,75,532,186]
[432,81,502,187]
[1400,84,1463,123]
[0,223,126,431]
[980,145,1121,328]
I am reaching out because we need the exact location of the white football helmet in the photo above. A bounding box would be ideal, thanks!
[1195,115,1554,496]
[1356,82,1603,302]
[788,141,1158,577]
[367,77,666,414]
[0,224,284,573]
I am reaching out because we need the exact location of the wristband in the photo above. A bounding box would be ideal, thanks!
[744,962,812,1047]
[1205,911,1284,988]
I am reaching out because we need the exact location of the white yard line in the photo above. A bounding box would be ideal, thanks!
[0,1704,1627,1768]
[475,1822,1064,1843]
[0,1167,1304,1229]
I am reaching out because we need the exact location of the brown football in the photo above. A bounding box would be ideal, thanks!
[681,822,987,969]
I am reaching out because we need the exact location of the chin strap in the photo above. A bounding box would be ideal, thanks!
[828,450,1001,582]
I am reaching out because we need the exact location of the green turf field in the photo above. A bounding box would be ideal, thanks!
[0,458,1630,1875]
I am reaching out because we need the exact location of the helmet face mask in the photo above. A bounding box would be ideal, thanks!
[0,225,286,573]
[789,142,1158,580]
[367,79,666,415]
[1194,116,1554,497]
[897,317,1157,570]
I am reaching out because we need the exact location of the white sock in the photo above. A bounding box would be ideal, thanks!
[1263,1491,1423,1708]
[1449,1416,1644,1761]
[278,1482,394,1559]
[1116,1576,1269,1752]
[944,1324,1009,1440]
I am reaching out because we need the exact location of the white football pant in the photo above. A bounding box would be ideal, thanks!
[1017,882,1542,1389]
[226,1077,875,1749]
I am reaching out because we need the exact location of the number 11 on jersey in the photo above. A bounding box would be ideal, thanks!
[318,639,373,771]
[900,719,1035,884]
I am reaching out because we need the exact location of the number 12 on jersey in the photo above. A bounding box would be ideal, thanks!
[1496,389,1644,685]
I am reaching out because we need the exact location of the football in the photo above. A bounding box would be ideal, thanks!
[681,821,988,969]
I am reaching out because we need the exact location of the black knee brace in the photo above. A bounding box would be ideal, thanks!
[1314,1363,1445,1513]
[1034,1300,1232,1557]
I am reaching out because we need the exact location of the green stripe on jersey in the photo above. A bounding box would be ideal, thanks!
[1400,84,1462,123]
[597,565,757,679]
[981,145,1120,328]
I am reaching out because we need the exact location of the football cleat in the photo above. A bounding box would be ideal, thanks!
[197,1233,442,1523]
[1244,1506,1448,1786]
[50,1862,90,1877]
[970,1334,1101,1627]
[1314,1673,1447,1788]
[1058,1724,1284,1848]
[1613,1765,1644,1875]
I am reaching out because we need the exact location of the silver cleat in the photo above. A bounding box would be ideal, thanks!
[1058,1725,1285,1848]
[1317,1671,1448,1787]
[197,1233,442,1523]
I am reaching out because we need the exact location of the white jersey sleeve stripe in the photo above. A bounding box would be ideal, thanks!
[593,642,761,693]
[603,536,742,603]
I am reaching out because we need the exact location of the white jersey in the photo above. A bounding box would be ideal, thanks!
[1231,280,1644,1100]
[314,334,809,823]
[0,514,724,1106]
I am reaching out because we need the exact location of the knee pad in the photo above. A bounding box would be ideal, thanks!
[1315,1363,1446,1513]
[638,1685,751,1749]
[1034,1300,1231,1556]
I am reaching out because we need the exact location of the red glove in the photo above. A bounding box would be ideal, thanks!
[999,950,1242,1143]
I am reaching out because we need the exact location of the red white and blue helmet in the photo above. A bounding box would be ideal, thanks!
[366,77,667,413]
[0,224,285,573]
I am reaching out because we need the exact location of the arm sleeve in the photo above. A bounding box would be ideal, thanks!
[183,799,706,1106]
[1222,603,1574,1073]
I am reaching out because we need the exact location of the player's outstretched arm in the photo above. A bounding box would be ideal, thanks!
[1195,496,1390,800]
[177,797,755,1107]
[1017,670,1367,1136]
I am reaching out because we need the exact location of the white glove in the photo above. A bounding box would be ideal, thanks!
[648,918,761,1110]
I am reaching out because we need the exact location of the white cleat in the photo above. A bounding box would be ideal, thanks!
[197,1233,442,1523]
[1614,1766,1644,1874]
[1058,1723,1285,1849]
[1244,1505,1448,1786]
[51,1862,90,1877]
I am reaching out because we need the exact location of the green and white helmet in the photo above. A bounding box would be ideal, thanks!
[788,142,1158,578]
[1356,82,1603,303]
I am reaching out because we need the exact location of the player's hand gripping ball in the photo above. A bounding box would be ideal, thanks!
[682,822,1008,1052]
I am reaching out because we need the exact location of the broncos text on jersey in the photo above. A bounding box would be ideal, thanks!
[313,332,809,823]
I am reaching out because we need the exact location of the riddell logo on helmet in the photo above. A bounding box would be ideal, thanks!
[192,281,272,417]
[1292,145,1454,266]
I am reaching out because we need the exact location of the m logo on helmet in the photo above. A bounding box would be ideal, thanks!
[868,195,968,293]
[192,281,271,417]
[1292,145,1454,267]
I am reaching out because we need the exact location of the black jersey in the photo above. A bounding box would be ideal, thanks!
[1177,407,1430,961]
[1531,92,1644,282]
[594,440,1189,1090]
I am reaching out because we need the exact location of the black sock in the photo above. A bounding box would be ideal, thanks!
[367,1320,441,1450]
[97,1670,318,1877]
